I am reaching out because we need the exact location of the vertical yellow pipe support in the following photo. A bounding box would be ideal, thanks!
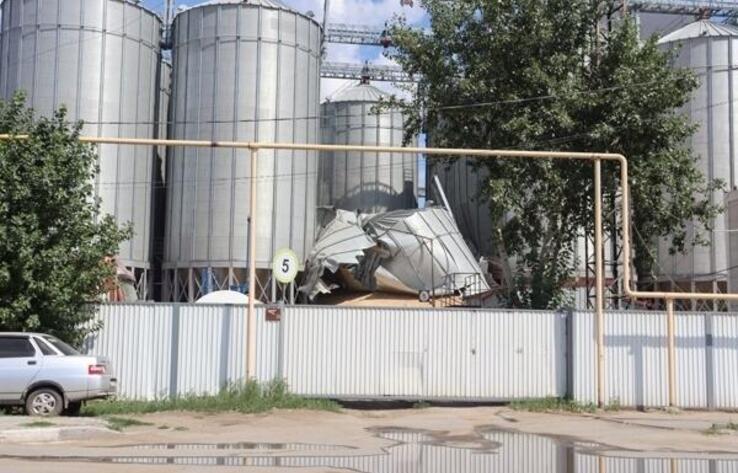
[666,298,676,407]
[594,159,605,408]
[247,147,259,380]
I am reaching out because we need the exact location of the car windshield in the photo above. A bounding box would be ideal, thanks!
[42,335,80,356]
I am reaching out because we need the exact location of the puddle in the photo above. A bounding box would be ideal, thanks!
[4,428,738,471]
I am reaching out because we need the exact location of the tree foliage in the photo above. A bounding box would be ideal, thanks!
[386,0,722,308]
[0,95,130,345]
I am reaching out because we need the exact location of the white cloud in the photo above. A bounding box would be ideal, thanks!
[287,0,426,26]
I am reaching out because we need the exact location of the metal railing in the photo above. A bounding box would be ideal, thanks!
[321,61,414,83]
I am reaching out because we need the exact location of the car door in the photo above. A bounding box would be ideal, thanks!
[0,336,42,401]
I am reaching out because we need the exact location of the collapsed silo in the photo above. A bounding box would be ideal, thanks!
[319,80,417,213]
[656,20,738,304]
[164,0,321,302]
[0,0,163,299]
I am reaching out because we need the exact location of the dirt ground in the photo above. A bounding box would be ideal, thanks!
[2,406,738,472]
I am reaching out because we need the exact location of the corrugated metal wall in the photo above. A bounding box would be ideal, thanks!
[572,310,738,409]
[574,455,738,473]
[281,307,567,400]
[85,304,738,407]
[85,304,266,399]
[85,304,566,401]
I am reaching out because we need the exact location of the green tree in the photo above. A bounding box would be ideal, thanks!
[386,0,721,308]
[583,17,723,282]
[0,95,130,345]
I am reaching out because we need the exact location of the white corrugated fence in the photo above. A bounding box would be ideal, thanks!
[572,310,738,409]
[84,304,567,401]
[83,304,738,407]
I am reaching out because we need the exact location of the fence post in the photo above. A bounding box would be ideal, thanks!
[565,308,575,400]
[219,305,232,389]
[704,313,715,409]
[168,304,181,398]
[277,305,286,381]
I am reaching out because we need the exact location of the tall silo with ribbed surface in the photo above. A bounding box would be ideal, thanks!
[0,0,163,298]
[428,156,493,258]
[164,0,321,302]
[656,20,738,301]
[320,81,417,213]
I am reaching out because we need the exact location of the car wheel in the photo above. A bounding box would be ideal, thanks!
[25,388,63,417]
[64,401,82,417]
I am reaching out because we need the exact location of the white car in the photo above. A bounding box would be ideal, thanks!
[0,333,117,416]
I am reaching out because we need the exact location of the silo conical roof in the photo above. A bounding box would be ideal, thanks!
[326,83,390,103]
[179,0,303,15]
[658,20,738,44]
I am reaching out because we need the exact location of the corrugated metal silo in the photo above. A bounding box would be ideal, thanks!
[0,0,163,298]
[727,191,738,311]
[319,81,417,213]
[429,156,493,257]
[164,0,322,302]
[657,20,738,303]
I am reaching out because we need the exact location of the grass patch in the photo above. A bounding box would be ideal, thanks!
[83,380,340,417]
[105,416,153,432]
[413,401,431,409]
[157,425,169,430]
[174,426,189,431]
[21,421,55,428]
[509,398,597,414]
[705,422,738,435]
[705,424,725,436]
[604,398,621,412]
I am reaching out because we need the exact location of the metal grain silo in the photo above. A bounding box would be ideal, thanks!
[656,20,738,302]
[164,0,321,302]
[0,0,163,299]
[429,156,493,257]
[320,80,417,213]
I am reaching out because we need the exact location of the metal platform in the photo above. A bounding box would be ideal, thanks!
[321,61,414,82]
[630,0,738,17]
[325,23,388,46]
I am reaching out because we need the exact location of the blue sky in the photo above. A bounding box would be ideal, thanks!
[143,0,428,99]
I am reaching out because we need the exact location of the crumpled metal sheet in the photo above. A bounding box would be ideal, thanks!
[299,210,376,299]
[301,207,490,300]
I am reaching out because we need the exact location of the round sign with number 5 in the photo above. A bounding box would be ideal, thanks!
[272,248,299,284]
